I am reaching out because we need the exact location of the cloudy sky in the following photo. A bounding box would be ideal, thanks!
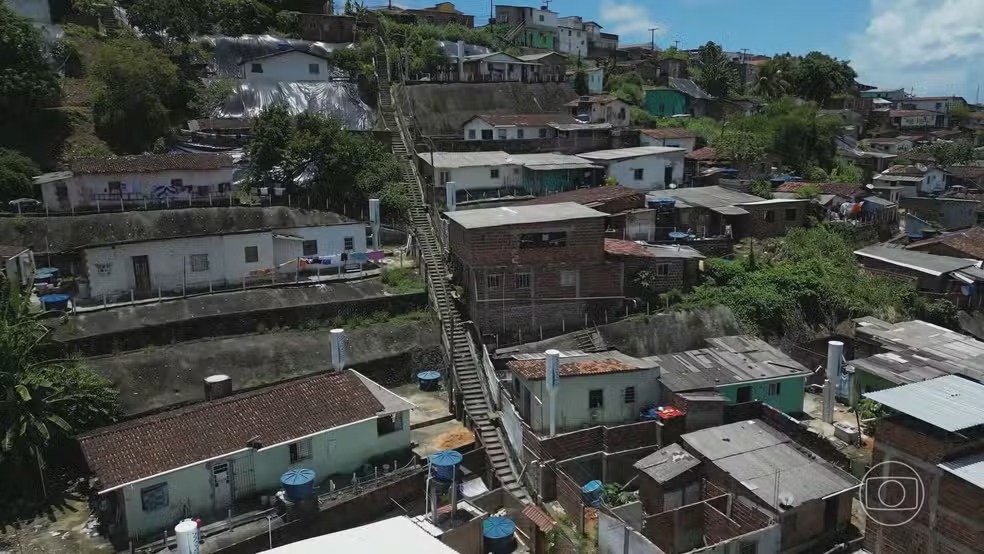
[398,0,983,100]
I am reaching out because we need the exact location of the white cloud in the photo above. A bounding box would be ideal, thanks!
[597,0,667,42]
[849,0,984,98]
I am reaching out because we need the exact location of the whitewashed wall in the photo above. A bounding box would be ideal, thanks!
[600,152,686,190]
[40,167,234,210]
[244,51,331,82]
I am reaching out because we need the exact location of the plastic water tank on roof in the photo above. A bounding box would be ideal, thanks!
[429,449,463,482]
[280,468,316,502]
[582,480,603,506]
[483,517,517,554]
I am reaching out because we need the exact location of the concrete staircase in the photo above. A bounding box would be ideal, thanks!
[505,22,526,44]
[377,67,530,504]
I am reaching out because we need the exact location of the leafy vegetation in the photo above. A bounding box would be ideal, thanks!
[0,149,41,204]
[0,3,61,115]
[805,158,863,183]
[750,52,857,103]
[246,105,406,216]
[908,140,976,166]
[380,266,424,294]
[691,41,739,98]
[650,226,957,340]
[0,280,119,503]
[749,180,773,199]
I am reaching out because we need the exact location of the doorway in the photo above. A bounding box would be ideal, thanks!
[736,386,752,403]
[131,255,151,294]
[664,165,674,186]
[212,462,232,512]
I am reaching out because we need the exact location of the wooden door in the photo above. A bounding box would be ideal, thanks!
[131,255,151,293]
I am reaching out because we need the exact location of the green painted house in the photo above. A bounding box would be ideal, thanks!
[524,29,557,49]
[644,77,714,117]
[653,335,811,414]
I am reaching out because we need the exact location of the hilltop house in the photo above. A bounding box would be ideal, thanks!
[889,109,936,129]
[871,164,947,199]
[240,49,334,82]
[382,2,474,26]
[643,78,713,118]
[651,185,808,239]
[494,4,558,48]
[639,128,698,152]
[34,154,235,212]
[577,146,686,190]
[462,114,581,141]
[461,52,542,82]
[80,369,413,541]
[517,52,567,82]
[565,95,631,127]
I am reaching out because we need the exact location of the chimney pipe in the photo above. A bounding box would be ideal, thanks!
[330,328,346,372]
[204,374,233,401]
[545,349,560,437]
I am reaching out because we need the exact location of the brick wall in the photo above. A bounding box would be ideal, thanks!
[297,14,354,42]
[741,202,808,238]
[539,427,605,461]
[452,216,607,267]
[604,420,661,451]
[618,256,685,296]
[605,446,660,485]
[759,404,854,472]
[703,501,741,545]
[857,256,945,292]
[555,465,586,530]
[875,417,950,462]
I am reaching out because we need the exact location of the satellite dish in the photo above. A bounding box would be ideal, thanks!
[778,492,795,509]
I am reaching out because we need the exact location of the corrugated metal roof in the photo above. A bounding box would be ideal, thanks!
[863,375,984,432]
[653,336,810,392]
[577,146,686,161]
[854,245,977,276]
[444,202,606,229]
[633,444,700,482]
[650,186,764,209]
[682,420,788,461]
[939,453,984,490]
[710,205,750,215]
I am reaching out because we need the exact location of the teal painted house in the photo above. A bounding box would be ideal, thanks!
[653,335,810,414]
[645,88,689,117]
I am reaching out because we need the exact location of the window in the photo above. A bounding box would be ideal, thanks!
[624,386,636,404]
[515,272,531,289]
[517,129,525,139]
[377,413,404,435]
[468,129,476,139]
[55,184,68,200]
[95,263,112,276]
[251,63,263,73]
[739,543,757,554]
[481,129,493,140]
[589,389,604,408]
[736,385,752,403]
[768,382,781,396]
[244,246,259,263]
[486,274,502,290]
[539,14,544,21]
[439,171,450,185]
[140,483,169,512]
[497,129,507,140]
[935,102,943,110]
[764,210,776,223]
[633,168,644,181]
[197,185,209,196]
[108,181,122,193]
[308,63,320,74]
[190,254,209,272]
[508,63,514,71]
[560,269,576,287]
[289,439,312,463]
[303,240,319,256]
[171,178,183,188]
[490,168,500,179]
[539,128,548,138]
[343,236,354,250]
[519,231,567,248]
[654,263,669,277]
[785,208,798,221]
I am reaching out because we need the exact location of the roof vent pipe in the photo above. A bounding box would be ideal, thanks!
[330,328,346,372]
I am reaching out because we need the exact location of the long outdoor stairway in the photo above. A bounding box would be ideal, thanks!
[377,67,530,503]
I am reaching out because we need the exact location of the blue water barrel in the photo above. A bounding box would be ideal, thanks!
[483,517,516,554]
[582,480,603,507]
[40,294,70,312]
[35,268,59,284]
[280,469,316,502]
[430,450,463,482]
[640,407,659,421]
[417,370,441,391]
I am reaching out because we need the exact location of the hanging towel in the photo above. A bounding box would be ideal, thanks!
[368,250,385,262]
[351,252,369,262]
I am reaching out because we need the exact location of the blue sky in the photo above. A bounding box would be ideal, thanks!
[399,0,984,101]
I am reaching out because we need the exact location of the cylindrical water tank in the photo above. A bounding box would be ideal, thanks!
[40,294,70,312]
[429,450,463,482]
[174,519,200,554]
[417,370,441,391]
[203,374,233,401]
[483,517,517,554]
[582,480,603,507]
[280,469,316,502]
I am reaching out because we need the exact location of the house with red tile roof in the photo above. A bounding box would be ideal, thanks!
[79,368,413,541]
[639,128,698,152]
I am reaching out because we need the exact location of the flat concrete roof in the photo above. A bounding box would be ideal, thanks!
[444,202,606,229]
[577,146,686,161]
[266,517,460,554]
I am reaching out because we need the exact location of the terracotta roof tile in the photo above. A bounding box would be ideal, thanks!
[890,109,935,118]
[473,113,578,126]
[520,186,644,210]
[604,238,659,258]
[774,182,863,197]
[69,153,234,175]
[640,128,697,140]
[908,227,984,260]
[522,504,555,532]
[79,370,383,490]
[686,146,721,161]
[507,352,650,381]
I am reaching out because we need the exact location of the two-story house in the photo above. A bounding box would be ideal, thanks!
[565,95,631,127]
[445,202,623,340]
[872,164,947,199]
[899,96,968,128]
[494,5,558,49]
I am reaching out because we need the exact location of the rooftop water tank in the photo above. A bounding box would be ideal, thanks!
[483,517,517,554]
[429,449,463,482]
[280,468,316,502]
[40,294,70,312]
[582,480,603,507]
[417,370,441,391]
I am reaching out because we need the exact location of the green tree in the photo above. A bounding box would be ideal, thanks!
[691,41,739,98]
[91,38,181,153]
[127,0,219,47]
[794,184,821,199]
[828,158,863,183]
[0,3,61,115]
[923,140,975,166]
[217,0,276,36]
[0,281,119,499]
[0,149,41,205]
[409,38,449,76]
[791,51,856,106]
[752,56,794,99]
[749,180,773,199]
[712,131,767,165]
[573,69,589,96]
[948,104,971,127]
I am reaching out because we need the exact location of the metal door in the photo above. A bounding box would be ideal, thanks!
[131,255,151,294]
[212,462,232,511]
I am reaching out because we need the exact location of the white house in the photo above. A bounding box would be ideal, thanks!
[79,369,413,541]
[890,109,936,129]
[505,350,660,434]
[241,49,332,82]
[34,154,235,212]
[565,95,631,128]
[585,67,604,94]
[461,52,540,82]
[862,137,914,155]
[873,164,947,197]
[0,245,35,287]
[82,222,367,301]
[578,146,687,190]
[556,25,588,58]
[462,113,579,141]
[639,128,698,152]
[901,96,968,127]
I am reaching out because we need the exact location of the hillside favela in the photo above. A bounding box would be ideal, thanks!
[1,0,983,553]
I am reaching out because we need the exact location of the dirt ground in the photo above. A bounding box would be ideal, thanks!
[0,498,112,554]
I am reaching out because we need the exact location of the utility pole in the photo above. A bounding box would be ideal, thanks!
[648,27,659,53]
[672,40,680,50]
[740,48,749,63]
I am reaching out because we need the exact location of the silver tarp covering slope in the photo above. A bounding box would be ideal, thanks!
[203,35,372,130]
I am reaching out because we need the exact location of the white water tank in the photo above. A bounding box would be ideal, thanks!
[174,519,200,554]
